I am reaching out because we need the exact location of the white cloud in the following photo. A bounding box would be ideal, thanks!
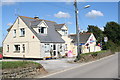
[1,0,18,6]
[85,10,104,18]
[54,11,70,18]
[66,22,72,25]
[7,22,13,26]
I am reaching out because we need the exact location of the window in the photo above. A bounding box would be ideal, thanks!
[22,44,25,53]
[13,29,16,38]
[38,27,47,34]
[65,30,68,35]
[41,27,45,33]
[59,44,63,52]
[62,30,68,35]
[7,45,9,52]
[38,27,41,33]
[44,44,50,52]
[14,45,20,53]
[65,44,67,51]
[53,45,56,50]
[20,28,25,37]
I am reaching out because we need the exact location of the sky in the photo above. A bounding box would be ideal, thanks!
[0,1,119,46]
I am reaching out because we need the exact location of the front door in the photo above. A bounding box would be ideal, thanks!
[53,44,57,57]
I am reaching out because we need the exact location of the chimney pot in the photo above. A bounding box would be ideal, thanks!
[34,16,39,19]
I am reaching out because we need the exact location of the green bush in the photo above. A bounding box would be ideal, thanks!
[110,46,120,53]
[102,40,120,53]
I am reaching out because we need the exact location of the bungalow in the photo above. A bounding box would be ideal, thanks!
[68,33,101,54]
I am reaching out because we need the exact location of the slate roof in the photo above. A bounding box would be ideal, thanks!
[54,24,65,30]
[19,16,65,43]
[69,33,91,43]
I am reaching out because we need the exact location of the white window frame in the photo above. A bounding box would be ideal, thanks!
[7,45,9,52]
[65,44,67,51]
[20,28,25,37]
[14,45,20,53]
[44,44,50,53]
[22,44,25,53]
[13,29,16,38]
[62,30,68,35]
[38,27,47,34]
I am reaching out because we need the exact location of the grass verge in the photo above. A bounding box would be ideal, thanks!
[1,61,41,69]
[81,50,107,56]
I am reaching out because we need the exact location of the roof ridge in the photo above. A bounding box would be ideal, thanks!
[19,16,56,23]
[69,33,92,36]
[19,16,35,19]
[55,23,65,25]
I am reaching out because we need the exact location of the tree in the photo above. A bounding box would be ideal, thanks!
[87,25,103,43]
[0,47,3,54]
[104,22,120,45]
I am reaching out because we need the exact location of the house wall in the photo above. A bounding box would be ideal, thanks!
[70,43,77,56]
[3,17,41,58]
[84,33,96,53]
[70,33,101,55]
[84,33,101,53]
[56,25,75,55]
[57,25,68,36]
[61,36,73,53]
[40,43,65,58]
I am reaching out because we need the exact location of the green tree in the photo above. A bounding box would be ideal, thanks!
[104,22,120,45]
[87,25,103,43]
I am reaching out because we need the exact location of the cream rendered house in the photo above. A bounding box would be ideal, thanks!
[3,16,70,59]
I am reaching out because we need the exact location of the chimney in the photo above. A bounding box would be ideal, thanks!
[34,16,39,19]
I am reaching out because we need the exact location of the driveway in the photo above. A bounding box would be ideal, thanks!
[34,57,83,73]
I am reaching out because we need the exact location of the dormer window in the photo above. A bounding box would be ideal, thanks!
[38,27,47,34]
[62,30,68,35]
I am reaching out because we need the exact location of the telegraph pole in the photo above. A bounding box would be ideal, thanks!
[74,0,81,62]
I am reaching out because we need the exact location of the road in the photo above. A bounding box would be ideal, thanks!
[41,53,119,78]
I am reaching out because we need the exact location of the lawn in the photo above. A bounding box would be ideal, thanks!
[1,61,41,69]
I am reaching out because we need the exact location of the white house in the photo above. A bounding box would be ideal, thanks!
[69,33,101,55]
[3,16,69,59]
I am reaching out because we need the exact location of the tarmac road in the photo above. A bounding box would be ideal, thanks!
[41,53,118,78]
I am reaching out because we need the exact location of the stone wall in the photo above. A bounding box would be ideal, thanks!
[2,66,47,78]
